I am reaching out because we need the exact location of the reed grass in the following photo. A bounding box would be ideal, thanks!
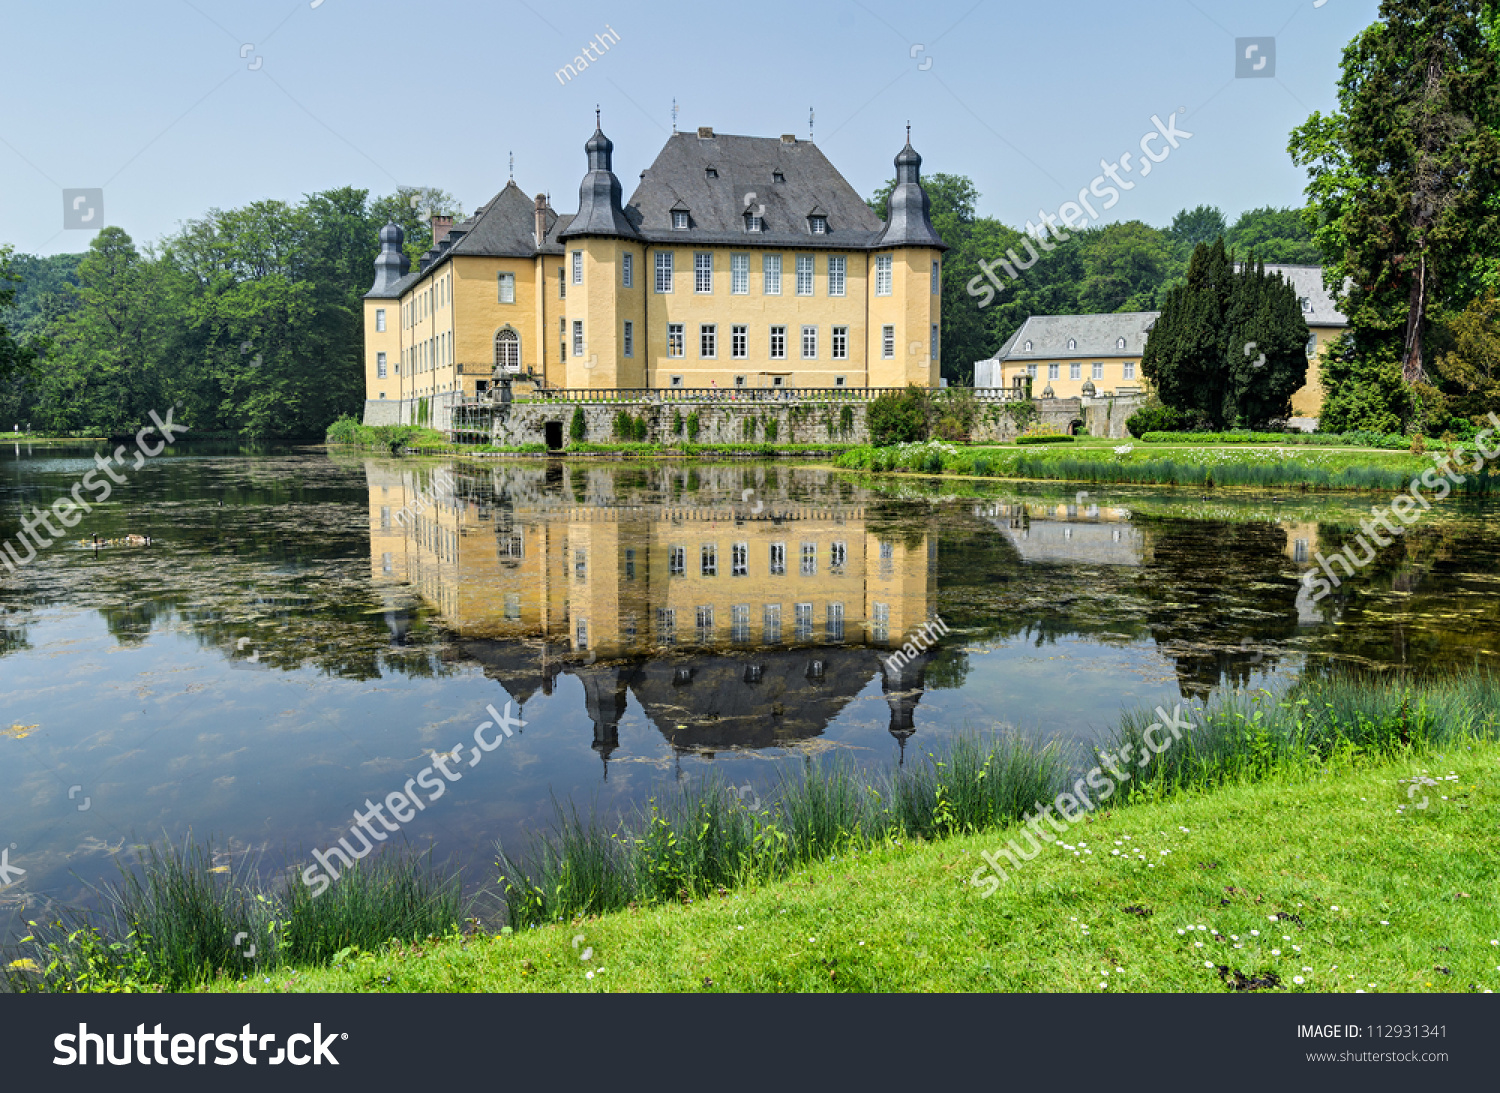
[498,734,1073,928]
[283,851,461,966]
[1113,669,1500,801]
[15,671,1500,990]
[498,669,1500,933]
[6,842,464,993]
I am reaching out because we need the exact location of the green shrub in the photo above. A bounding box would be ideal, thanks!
[1125,404,1186,438]
[839,405,855,438]
[765,416,779,442]
[325,414,363,444]
[569,406,586,443]
[1138,430,1413,449]
[686,411,701,442]
[672,409,684,436]
[868,386,930,445]
[1015,434,1075,445]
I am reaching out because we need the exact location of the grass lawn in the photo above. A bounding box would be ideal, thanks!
[836,439,1490,493]
[210,742,1500,994]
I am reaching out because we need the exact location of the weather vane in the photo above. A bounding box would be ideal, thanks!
[508,151,513,181]
[809,107,815,142]
[671,97,679,133]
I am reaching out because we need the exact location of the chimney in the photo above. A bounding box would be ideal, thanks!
[534,194,548,248]
[697,126,714,139]
[430,214,454,247]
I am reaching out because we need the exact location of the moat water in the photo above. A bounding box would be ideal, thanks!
[1,442,1496,934]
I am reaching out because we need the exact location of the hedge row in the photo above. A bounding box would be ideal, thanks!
[1140,430,1413,449]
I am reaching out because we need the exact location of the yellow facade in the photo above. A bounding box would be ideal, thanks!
[379,241,940,395]
[364,129,945,406]
[999,355,1141,399]
[363,298,400,403]
[1290,325,1341,418]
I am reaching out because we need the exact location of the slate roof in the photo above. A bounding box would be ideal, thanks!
[620,132,891,249]
[444,181,553,259]
[991,312,1161,361]
[376,182,559,296]
[368,268,421,300]
[1255,264,1348,327]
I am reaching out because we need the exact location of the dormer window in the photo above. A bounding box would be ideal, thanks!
[705,167,718,179]
[1024,340,1033,352]
[809,215,827,234]
[1300,297,1312,312]
[1116,337,1126,349]
[1067,338,1078,350]
[773,170,785,183]
[745,213,764,232]
[672,210,690,230]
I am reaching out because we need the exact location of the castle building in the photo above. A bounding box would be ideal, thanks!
[974,265,1345,422]
[362,121,947,427]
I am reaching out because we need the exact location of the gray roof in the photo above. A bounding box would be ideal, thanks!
[561,127,639,241]
[374,182,557,297]
[541,213,574,254]
[447,182,552,258]
[620,131,892,249]
[375,268,422,300]
[991,312,1160,362]
[1251,264,1348,327]
[876,143,945,250]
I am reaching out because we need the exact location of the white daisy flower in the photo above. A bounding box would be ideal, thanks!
[1293,976,1304,985]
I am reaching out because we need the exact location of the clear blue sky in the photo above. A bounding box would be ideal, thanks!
[1,0,1379,257]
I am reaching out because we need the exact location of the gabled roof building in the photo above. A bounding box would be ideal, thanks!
[974,263,1347,420]
[362,121,947,427]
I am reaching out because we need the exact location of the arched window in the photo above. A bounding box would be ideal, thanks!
[1116,337,1126,349]
[495,327,521,373]
[1024,340,1033,352]
[1067,338,1077,350]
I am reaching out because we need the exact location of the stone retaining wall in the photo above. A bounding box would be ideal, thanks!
[489,400,870,447]
[417,389,1148,448]
[362,393,462,430]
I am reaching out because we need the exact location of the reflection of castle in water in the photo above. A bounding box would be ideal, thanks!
[365,462,940,763]
[974,500,1151,567]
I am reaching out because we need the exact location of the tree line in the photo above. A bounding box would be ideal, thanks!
[870,177,1321,389]
[4,178,1314,437]
[5,0,1497,446]
[0,186,456,436]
